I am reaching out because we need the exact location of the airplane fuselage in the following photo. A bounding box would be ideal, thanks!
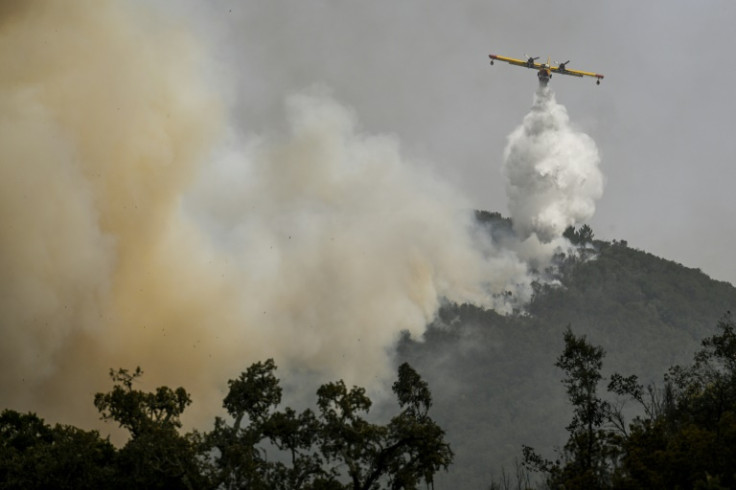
[537,68,551,86]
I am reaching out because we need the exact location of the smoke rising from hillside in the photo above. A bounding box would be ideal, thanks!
[503,86,603,242]
[0,0,533,429]
[187,88,535,385]
[0,0,224,425]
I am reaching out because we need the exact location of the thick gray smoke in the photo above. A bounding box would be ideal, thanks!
[0,0,534,431]
[0,1,605,438]
[503,86,604,243]
[186,88,535,388]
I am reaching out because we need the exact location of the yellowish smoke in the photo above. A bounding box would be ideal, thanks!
[0,0,226,427]
[0,0,530,433]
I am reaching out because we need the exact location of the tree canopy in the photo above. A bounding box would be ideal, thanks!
[1,361,450,490]
[520,313,736,489]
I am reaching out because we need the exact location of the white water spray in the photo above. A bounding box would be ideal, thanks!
[503,86,603,243]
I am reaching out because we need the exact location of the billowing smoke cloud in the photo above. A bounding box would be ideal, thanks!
[0,0,532,430]
[503,86,604,242]
[187,88,534,387]
[0,0,224,426]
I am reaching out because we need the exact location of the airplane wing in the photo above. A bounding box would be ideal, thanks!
[551,65,604,81]
[489,54,542,69]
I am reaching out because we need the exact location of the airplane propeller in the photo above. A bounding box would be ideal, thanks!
[524,54,540,61]
[556,60,571,69]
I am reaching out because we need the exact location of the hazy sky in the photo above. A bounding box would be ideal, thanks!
[183,0,736,285]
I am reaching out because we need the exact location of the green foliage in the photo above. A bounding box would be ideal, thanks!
[1,361,449,489]
[0,410,116,489]
[612,313,736,488]
[563,224,595,246]
[93,367,191,437]
[93,367,203,489]
[313,362,452,489]
[223,359,282,426]
[521,315,736,489]
[393,362,432,416]
[205,359,327,489]
[523,328,616,489]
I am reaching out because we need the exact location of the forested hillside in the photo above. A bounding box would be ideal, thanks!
[3,213,735,489]
[396,218,736,488]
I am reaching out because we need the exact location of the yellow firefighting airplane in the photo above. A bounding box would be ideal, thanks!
[488,54,604,85]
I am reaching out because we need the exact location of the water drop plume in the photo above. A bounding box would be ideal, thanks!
[503,86,604,243]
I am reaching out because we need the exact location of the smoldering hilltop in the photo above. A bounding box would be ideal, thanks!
[0,0,540,430]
